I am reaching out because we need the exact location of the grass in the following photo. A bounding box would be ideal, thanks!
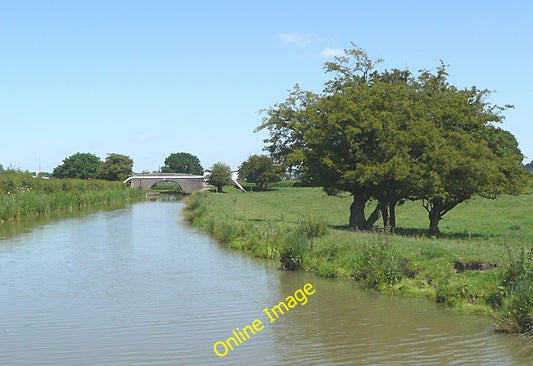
[0,171,145,223]
[184,184,533,333]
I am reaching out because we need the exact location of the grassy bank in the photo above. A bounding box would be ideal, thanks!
[0,171,145,223]
[184,186,533,334]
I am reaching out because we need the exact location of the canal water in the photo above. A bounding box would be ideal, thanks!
[0,198,530,365]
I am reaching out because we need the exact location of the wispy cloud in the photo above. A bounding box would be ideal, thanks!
[320,48,345,58]
[277,33,315,46]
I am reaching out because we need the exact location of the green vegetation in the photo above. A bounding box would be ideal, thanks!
[206,162,233,193]
[53,152,102,179]
[150,180,184,193]
[238,154,282,189]
[161,152,203,175]
[185,186,533,333]
[0,170,144,223]
[496,238,533,333]
[97,153,134,181]
[52,152,134,181]
[257,45,529,235]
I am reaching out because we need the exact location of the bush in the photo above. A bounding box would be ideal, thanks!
[279,231,309,270]
[354,232,402,290]
[496,239,533,333]
[297,216,329,239]
[280,247,302,270]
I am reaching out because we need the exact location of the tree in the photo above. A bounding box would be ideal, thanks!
[97,153,134,181]
[257,44,529,235]
[416,65,528,236]
[258,47,424,231]
[161,152,203,175]
[52,152,102,179]
[0,164,4,173]
[207,162,232,192]
[238,155,281,189]
[525,161,533,172]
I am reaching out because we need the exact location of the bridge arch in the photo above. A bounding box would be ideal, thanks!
[148,179,184,191]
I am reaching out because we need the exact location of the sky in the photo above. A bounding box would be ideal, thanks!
[1,0,531,173]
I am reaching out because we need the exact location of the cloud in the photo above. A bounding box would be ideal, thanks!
[277,33,315,46]
[320,48,345,58]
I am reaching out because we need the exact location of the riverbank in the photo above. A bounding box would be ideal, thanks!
[184,186,533,335]
[0,172,145,223]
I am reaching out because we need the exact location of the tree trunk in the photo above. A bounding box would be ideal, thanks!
[389,202,396,232]
[365,204,381,230]
[349,195,368,231]
[379,202,390,229]
[216,185,223,193]
[428,209,441,237]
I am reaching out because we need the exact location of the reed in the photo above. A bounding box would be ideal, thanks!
[0,172,144,223]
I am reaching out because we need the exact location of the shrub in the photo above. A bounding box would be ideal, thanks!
[496,239,533,333]
[354,232,402,290]
[280,247,302,270]
[297,216,329,239]
[279,231,308,270]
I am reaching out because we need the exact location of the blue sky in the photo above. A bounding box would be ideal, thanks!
[1,1,531,173]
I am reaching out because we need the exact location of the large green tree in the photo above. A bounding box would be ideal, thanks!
[52,152,102,179]
[207,162,232,192]
[257,44,528,235]
[415,65,528,235]
[161,152,203,175]
[97,153,134,181]
[258,48,424,231]
[238,155,281,189]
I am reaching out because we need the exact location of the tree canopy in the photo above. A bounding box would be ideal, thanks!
[52,152,102,179]
[207,162,232,192]
[257,44,529,235]
[161,152,203,175]
[238,155,281,189]
[97,153,133,181]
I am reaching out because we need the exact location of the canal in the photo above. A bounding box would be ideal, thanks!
[0,198,530,365]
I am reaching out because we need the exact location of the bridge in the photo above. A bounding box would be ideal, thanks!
[123,173,205,191]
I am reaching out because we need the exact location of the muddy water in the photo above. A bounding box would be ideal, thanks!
[0,199,530,365]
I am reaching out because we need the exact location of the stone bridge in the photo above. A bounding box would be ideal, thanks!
[123,173,205,191]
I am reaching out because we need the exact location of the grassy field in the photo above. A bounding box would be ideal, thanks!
[184,185,533,334]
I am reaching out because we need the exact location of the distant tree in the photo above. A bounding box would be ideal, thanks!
[161,152,203,175]
[0,164,4,173]
[97,153,134,181]
[525,161,533,172]
[52,153,102,179]
[238,155,281,189]
[207,162,232,192]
